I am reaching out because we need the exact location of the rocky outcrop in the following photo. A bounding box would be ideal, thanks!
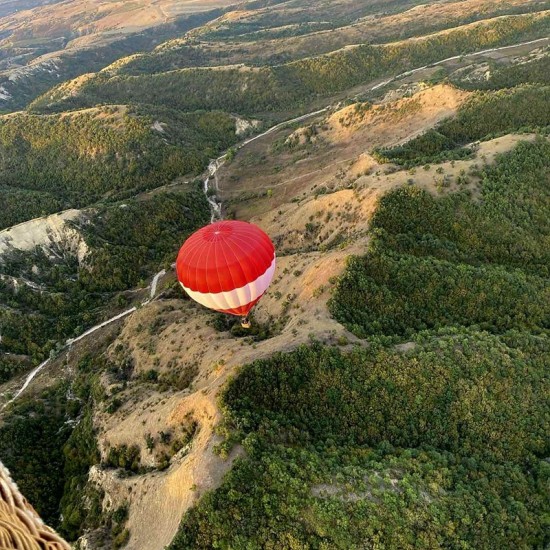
[0,209,89,263]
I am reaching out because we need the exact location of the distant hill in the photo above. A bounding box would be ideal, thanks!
[0,0,234,65]
[30,10,550,116]
[0,2,232,111]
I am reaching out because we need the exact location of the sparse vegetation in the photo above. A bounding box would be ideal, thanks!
[105,445,142,473]
[376,85,550,166]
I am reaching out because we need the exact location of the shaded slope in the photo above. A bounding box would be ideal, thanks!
[0,105,237,228]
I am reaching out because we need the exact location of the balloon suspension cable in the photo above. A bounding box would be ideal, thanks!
[241,316,251,329]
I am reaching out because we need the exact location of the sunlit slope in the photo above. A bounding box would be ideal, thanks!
[168,127,550,550]
[31,11,550,116]
[116,0,550,73]
[0,1,549,548]
[0,9,223,112]
[0,0,235,59]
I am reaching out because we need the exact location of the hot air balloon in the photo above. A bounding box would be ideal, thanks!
[176,220,276,328]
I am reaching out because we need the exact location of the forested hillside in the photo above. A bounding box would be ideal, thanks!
[455,52,550,89]
[30,11,550,116]
[113,0,549,73]
[0,190,208,383]
[331,139,550,335]
[171,332,548,549]
[0,107,236,228]
[0,7,229,112]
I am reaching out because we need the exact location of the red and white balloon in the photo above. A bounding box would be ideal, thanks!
[176,221,276,318]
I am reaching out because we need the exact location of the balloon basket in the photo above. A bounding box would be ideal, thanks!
[241,317,251,329]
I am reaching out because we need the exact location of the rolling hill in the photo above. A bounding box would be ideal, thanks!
[30,9,550,116]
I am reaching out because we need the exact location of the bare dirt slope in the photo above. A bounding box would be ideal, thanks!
[219,83,470,219]
[0,209,87,259]
[90,243,363,549]
[0,0,234,52]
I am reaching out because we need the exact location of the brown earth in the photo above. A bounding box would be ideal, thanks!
[219,83,470,220]
[0,0,235,51]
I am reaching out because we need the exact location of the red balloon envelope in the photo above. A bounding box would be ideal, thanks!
[176,221,276,317]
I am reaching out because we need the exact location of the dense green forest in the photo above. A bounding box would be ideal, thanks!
[376,85,550,166]
[0,187,63,229]
[30,13,550,116]
[170,330,549,549]
[0,383,76,527]
[0,352,124,544]
[0,107,236,228]
[78,190,208,292]
[331,138,550,337]
[0,190,208,382]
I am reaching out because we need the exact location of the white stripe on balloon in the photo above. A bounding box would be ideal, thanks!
[180,256,276,312]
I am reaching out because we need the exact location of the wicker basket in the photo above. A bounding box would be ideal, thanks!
[0,462,71,550]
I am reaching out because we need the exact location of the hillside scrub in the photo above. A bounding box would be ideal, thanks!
[30,12,550,116]
[331,138,550,338]
[114,1,549,74]
[0,9,224,112]
[0,107,236,228]
[0,191,208,376]
[376,85,550,166]
[169,135,550,550]
[456,53,550,90]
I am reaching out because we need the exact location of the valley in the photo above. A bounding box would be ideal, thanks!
[0,1,548,549]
